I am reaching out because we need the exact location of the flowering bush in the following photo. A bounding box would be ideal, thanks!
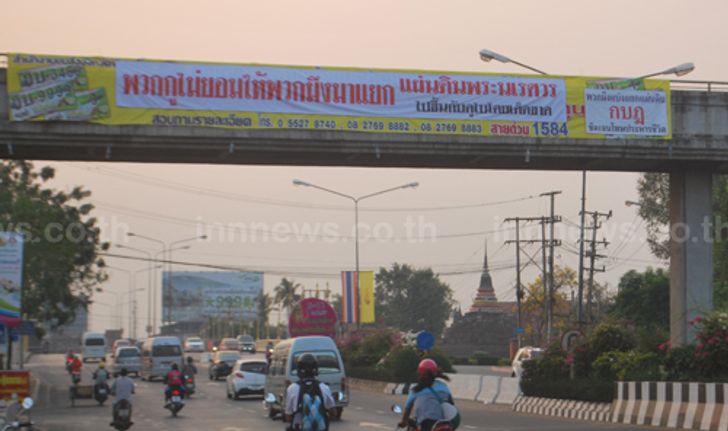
[691,312,728,379]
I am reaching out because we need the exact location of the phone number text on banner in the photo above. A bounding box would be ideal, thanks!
[6,53,672,140]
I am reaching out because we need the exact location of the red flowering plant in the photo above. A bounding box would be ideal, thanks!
[690,312,728,379]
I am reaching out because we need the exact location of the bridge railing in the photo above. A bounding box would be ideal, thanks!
[1,53,727,92]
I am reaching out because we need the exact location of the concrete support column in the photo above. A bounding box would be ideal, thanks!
[670,170,713,346]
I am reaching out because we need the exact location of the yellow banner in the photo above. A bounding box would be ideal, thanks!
[358,271,375,324]
[7,53,672,139]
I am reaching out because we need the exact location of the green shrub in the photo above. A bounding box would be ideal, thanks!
[385,346,420,382]
[692,313,728,380]
[663,345,698,381]
[520,377,614,403]
[424,349,455,373]
[497,357,511,366]
[593,351,662,381]
[347,366,395,382]
[470,351,500,366]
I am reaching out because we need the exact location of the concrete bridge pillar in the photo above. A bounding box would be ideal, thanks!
[670,170,713,346]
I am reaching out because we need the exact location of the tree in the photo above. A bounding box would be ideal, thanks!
[255,292,273,337]
[0,161,108,327]
[636,173,728,308]
[609,267,670,330]
[521,266,578,346]
[273,277,302,317]
[375,263,454,338]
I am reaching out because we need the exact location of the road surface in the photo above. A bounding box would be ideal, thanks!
[26,353,666,431]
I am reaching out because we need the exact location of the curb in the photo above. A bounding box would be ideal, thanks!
[513,396,612,422]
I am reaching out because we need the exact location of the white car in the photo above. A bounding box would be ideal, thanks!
[184,337,205,352]
[511,346,543,378]
[226,359,267,400]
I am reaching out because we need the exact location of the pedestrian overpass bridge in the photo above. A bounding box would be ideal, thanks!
[1,67,727,345]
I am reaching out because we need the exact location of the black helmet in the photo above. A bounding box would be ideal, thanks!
[296,353,318,379]
[120,368,128,377]
[187,356,194,364]
[171,363,179,371]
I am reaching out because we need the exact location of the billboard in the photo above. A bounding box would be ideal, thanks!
[7,53,671,140]
[288,298,337,339]
[161,271,263,323]
[0,233,24,328]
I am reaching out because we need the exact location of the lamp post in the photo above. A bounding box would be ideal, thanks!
[126,233,206,334]
[293,179,418,324]
[114,244,154,336]
[154,244,191,332]
[478,49,695,327]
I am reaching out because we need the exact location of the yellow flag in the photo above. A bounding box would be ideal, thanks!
[359,271,375,324]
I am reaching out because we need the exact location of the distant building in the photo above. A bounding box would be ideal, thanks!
[441,242,517,358]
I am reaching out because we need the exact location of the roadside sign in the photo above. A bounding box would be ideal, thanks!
[416,331,434,351]
[561,329,583,352]
[516,327,525,335]
[17,321,34,336]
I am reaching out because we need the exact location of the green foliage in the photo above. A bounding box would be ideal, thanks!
[346,366,395,382]
[273,278,301,316]
[663,345,699,381]
[692,313,728,379]
[423,349,454,373]
[340,328,397,368]
[592,351,662,381]
[521,376,614,403]
[0,161,108,326]
[375,263,454,338]
[609,268,670,330]
[470,352,501,366]
[384,346,421,382]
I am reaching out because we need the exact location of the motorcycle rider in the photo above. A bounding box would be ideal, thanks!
[398,359,454,431]
[65,350,75,373]
[284,353,336,431]
[164,363,185,404]
[70,353,83,384]
[182,356,197,378]
[265,341,274,365]
[110,368,135,427]
[93,361,111,398]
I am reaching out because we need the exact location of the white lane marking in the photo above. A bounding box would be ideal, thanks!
[355,406,364,411]
[360,422,390,429]
[376,410,386,415]
[465,426,477,430]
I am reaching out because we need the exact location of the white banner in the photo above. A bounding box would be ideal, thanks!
[0,233,24,327]
[584,88,669,136]
[116,61,567,123]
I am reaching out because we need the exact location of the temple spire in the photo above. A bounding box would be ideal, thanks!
[470,238,499,312]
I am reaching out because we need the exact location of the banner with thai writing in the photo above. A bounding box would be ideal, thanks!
[0,233,24,328]
[0,371,30,400]
[7,53,672,139]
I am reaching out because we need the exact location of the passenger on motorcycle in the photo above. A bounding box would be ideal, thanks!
[164,363,185,403]
[284,353,336,431]
[182,356,197,378]
[93,361,110,385]
[397,359,454,431]
[110,368,135,427]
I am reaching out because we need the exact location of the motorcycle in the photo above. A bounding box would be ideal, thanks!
[111,399,133,430]
[1,397,35,431]
[71,371,81,385]
[183,375,195,399]
[94,382,110,406]
[391,404,454,431]
[165,388,185,417]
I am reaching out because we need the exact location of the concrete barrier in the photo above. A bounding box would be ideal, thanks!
[494,377,521,405]
[448,374,483,401]
[477,376,501,404]
[611,381,728,430]
[513,396,611,422]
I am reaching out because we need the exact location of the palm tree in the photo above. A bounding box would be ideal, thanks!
[274,278,302,318]
[256,292,273,337]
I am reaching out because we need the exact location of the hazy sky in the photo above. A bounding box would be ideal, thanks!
[4,0,724,334]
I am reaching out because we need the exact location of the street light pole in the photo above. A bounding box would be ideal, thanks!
[127,233,164,336]
[293,179,418,324]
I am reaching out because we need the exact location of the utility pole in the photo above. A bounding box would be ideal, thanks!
[584,210,612,323]
[540,190,562,342]
[577,171,587,326]
[505,216,561,347]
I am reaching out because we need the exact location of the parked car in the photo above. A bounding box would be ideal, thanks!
[264,336,348,420]
[218,338,239,351]
[184,337,205,352]
[113,346,141,377]
[511,346,543,378]
[209,350,240,380]
[226,359,267,400]
[236,335,256,353]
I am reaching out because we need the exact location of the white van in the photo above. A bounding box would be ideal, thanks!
[81,332,106,363]
[139,336,183,381]
[264,336,348,420]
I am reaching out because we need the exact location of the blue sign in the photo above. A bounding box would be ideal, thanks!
[9,329,18,342]
[17,321,34,336]
[416,331,435,351]
[516,327,525,335]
